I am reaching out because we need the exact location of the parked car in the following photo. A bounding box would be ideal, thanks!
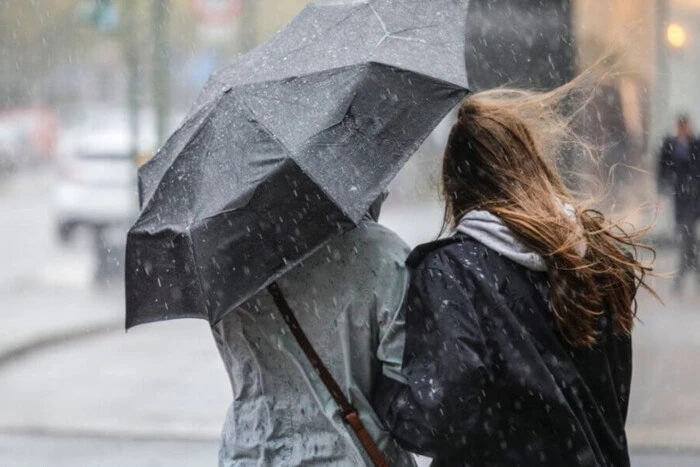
[52,106,186,240]
[53,126,152,243]
[52,108,183,285]
[0,125,20,176]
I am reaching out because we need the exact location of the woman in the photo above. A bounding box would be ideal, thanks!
[373,82,654,466]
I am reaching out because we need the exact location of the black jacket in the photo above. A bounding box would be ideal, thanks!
[658,135,700,222]
[373,236,632,467]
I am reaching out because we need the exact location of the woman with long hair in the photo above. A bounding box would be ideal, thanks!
[373,79,654,466]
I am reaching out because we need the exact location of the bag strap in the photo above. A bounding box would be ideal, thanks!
[267,283,389,467]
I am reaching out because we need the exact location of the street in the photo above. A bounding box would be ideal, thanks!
[0,170,699,466]
[1,435,699,467]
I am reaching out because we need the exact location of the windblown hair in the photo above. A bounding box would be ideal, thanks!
[441,75,654,348]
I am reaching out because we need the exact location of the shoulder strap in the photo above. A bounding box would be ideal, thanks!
[267,283,389,467]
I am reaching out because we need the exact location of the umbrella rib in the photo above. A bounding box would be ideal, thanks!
[390,24,440,35]
[386,34,427,44]
[139,102,221,213]
[369,3,389,36]
[272,5,364,64]
[370,3,392,49]
[233,97,357,222]
[184,220,210,323]
[216,62,363,96]
[370,4,432,50]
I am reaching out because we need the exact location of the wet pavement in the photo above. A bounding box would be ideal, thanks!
[3,434,699,467]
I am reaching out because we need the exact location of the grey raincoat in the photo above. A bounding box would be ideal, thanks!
[212,220,416,466]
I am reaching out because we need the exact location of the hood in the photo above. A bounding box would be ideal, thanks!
[455,203,584,272]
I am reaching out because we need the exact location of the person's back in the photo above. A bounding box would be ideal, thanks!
[376,235,632,466]
[212,220,416,466]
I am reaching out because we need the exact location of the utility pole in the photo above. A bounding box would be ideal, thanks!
[152,0,171,146]
[242,0,257,51]
[651,0,670,153]
[122,0,141,165]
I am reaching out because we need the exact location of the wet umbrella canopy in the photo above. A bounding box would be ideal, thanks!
[125,0,470,328]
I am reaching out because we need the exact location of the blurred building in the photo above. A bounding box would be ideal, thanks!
[465,0,576,90]
[1,1,698,181]
[571,0,700,209]
[461,0,700,204]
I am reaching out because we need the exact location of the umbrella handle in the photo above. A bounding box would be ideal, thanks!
[267,282,389,467]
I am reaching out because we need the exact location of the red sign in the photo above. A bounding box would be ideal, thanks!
[190,0,244,24]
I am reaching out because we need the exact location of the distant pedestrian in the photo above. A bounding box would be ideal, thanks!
[658,114,700,290]
[374,76,655,466]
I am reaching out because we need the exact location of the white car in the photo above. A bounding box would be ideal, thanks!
[0,122,22,175]
[52,106,185,242]
[53,125,152,242]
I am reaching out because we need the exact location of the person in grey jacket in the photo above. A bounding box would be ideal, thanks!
[211,204,416,466]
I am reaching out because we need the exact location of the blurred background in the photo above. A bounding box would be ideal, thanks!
[0,0,699,465]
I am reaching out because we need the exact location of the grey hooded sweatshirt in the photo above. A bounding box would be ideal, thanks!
[212,220,416,466]
[456,204,584,271]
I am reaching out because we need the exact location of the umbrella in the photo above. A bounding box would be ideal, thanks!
[126,0,470,329]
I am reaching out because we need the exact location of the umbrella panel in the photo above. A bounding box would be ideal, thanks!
[126,157,351,328]
[126,66,466,327]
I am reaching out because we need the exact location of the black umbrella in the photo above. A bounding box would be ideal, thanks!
[126,0,469,328]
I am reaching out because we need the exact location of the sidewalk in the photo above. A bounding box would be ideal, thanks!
[0,316,229,441]
[0,284,122,366]
[626,292,700,450]
[0,170,122,364]
[625,247,700,450]
[0,170,229,442]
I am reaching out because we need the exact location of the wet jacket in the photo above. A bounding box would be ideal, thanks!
[374,235,633,467]
[212,220,416,467]
[658,135,700,222]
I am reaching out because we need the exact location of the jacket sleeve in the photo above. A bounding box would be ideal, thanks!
[375,250,411,384]
[612,333,632,424]
[373,259,490,458]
